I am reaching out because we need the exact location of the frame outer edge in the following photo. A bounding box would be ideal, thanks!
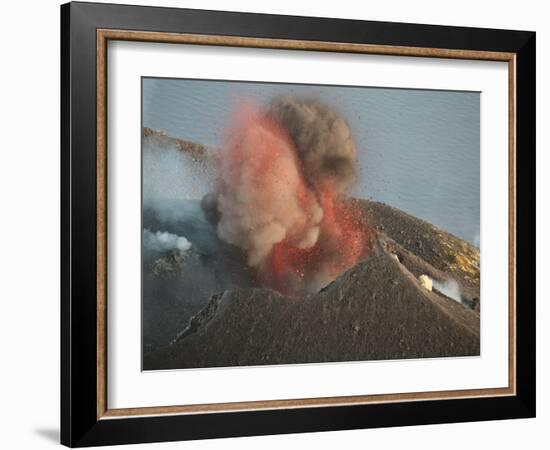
[62,2,536,446]
[60,2,72,447]
[515,32,536,416]
[64,2,103,447]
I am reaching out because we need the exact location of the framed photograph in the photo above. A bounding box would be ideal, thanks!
[61,1,536,447]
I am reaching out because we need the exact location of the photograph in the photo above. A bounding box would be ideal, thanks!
[141,78,481,370]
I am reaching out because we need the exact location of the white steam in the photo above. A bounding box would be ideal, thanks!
[433,279,463,304]
[143,229,191,254]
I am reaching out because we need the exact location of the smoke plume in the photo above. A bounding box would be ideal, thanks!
[143,229,191,255]
[202,97,370,294]
[433,279,463,304]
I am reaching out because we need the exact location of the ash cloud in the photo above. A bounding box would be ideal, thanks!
[267,96,357,194]
[201,97,368,294]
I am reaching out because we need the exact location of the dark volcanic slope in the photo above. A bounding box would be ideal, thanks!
[360,200,480,296]
[144,247,480,370]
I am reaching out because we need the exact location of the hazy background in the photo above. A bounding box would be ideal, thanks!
[143,78,480,245]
